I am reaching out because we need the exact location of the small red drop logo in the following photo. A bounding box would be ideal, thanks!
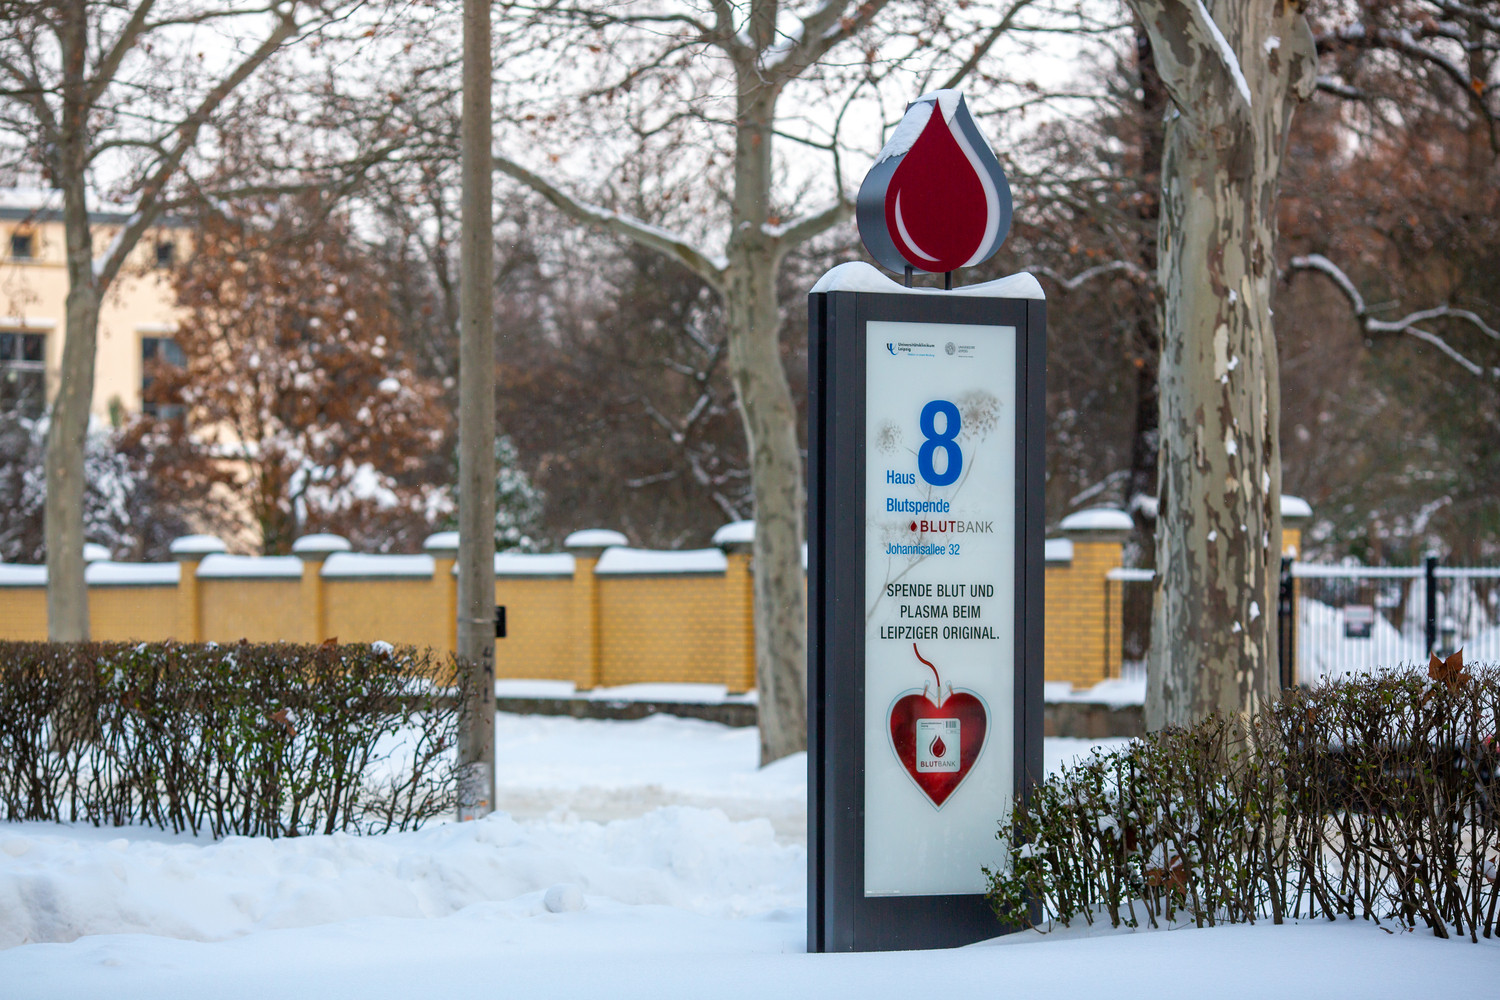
[857,90,1011,276]
[929,735,947,759]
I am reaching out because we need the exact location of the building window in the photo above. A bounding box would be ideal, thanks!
[0,331,46,417]
[155,240,175,268]
[141,335,185,419]
[9,231,34,260]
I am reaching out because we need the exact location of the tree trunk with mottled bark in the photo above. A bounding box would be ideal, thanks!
[1126,0,1318,728]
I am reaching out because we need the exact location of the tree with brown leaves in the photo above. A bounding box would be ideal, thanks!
[134,200,450,555]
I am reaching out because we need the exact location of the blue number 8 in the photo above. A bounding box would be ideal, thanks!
[917,399,962,486]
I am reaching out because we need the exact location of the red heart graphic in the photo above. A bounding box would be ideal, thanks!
[888,645,988,808]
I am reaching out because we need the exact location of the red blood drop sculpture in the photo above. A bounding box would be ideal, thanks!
[857,90,1012,276]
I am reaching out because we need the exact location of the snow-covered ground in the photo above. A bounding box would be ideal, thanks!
[1,713,1491,998]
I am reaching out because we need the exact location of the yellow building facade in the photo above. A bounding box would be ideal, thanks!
[1,187,189,421]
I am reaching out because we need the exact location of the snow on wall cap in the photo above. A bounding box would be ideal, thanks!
[195,554,303,579]
[810,261,1044,300]
[595,548,728,575]
[1281,495,1313,520]
[82,543,111,563]
[1044,538,1074,563]
[1059,507,1133,533]
[292,533,352,556]
[712,520,755,546]
[565,529,629,550]
[322,553,434,579]
[422,531,460,553]
[169,534,227,557]
[86,562,180,586]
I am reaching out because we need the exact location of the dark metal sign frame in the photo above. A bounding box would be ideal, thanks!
[807,287,1045,953]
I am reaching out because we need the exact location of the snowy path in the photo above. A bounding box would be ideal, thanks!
[3,713,1491,998]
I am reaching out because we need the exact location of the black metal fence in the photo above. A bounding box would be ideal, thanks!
[1285,557,1500,686]
[1102,558,1500,689]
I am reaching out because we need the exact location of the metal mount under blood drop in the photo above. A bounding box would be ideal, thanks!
[857,90,1012,276]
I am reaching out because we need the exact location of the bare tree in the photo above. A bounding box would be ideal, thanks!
[0,0,369,639]
[1122,0,1319,728]
[485,0,1069,762]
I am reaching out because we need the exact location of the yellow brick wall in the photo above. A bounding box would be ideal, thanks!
[199,579,304,643]
[91,587,178,641]
[1,536,1122,692]
[0,588,47,640]
[324,578,451,652]
[494,577,576,683]
[721,552,756,692]
[1043,540,1123,689]
[598,572,739,686]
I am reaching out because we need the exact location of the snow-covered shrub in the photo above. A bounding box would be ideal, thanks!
[987,661,1500,941]
[0,641,457,837]
[0,413,189,563]
[440,434,546,552]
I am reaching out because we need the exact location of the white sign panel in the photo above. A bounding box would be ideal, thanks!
[864,319,1016,897]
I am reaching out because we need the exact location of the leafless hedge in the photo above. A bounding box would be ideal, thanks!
[0,641,457,838]
[988,661,1499,941]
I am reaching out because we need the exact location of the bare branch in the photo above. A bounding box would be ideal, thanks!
[772,0,896,81]
[1314,75,1365,101]
[1032,260,1152,290]
[768,197,851,256]
[85,0,156,106]
[95,6,304,289]
[492,153,726,292]
[938,0,1037,92]
[1288,254,1500,379]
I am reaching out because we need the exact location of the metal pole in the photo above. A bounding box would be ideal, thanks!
[1284,560,1296,692]
[457,0,496,821]
[1424,553,1438,657]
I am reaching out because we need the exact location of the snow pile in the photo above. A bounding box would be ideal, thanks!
[493,713,801,838]
[0,807,800,950]
[1045,676,1146,707]
[1,711,1493,998]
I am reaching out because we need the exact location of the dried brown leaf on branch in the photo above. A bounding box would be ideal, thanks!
[1428,648,1471,693]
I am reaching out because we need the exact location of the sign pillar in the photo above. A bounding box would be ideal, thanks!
[807,90,1045,952]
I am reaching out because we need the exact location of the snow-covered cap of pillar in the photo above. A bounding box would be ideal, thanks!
[292,533,352,558]
[565,529,629,552]
[1059,507,1133,539]
[82,543,111,563]
[857,90,1012,276]
[712,520,755,551]
[422,531,460,557]
[1280,495,1313,525]
[169,534,227,559]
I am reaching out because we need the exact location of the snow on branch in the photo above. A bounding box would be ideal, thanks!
[1031,260,1151,291]
[1128,0,1253,123]
[763,198,852,250]
[1288,254,1500,379]
[1192,0,1252,108]
[492,154,727,292]
[765,0,896,79]
[1316,19,1500,123]
[1314,75,1365,101]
